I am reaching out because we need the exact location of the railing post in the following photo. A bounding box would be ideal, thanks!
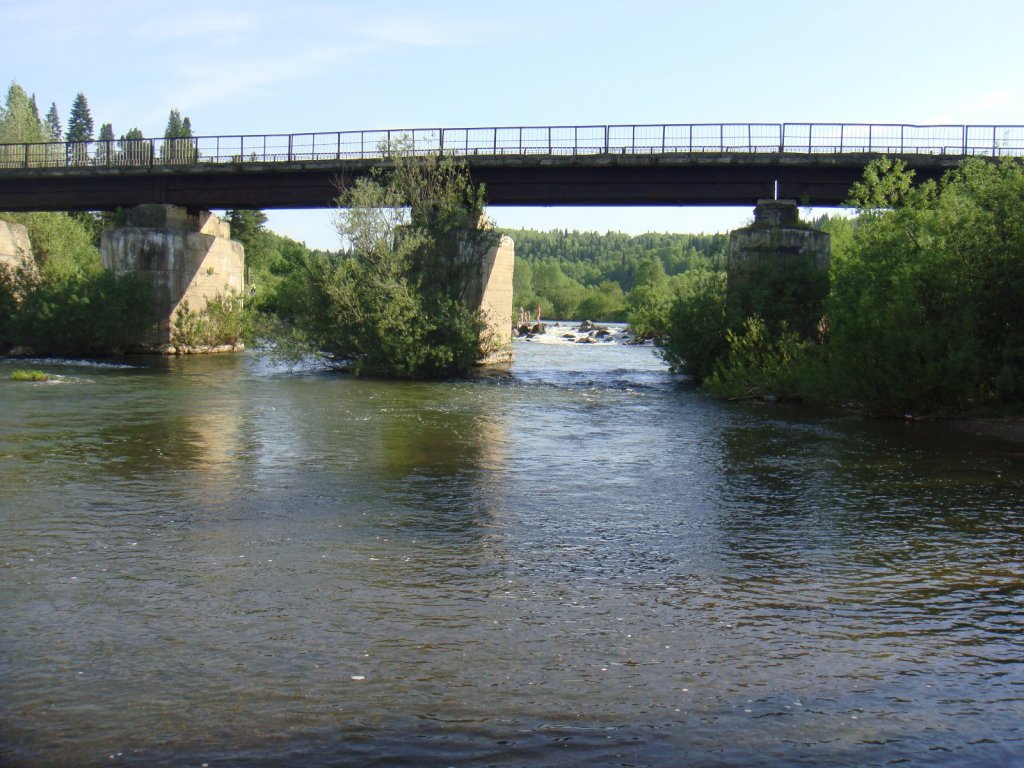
[868,125,873,153]
[493,128,497,155]
[748,124,752,152]
[548,126,552,154]
[993,125,998,155]
[574,126,578,156]
[288,134,293,162]
[900,125,905,153]
[688,124,692,153]
[604,125,609,154]
[519,126,523,155]
[720,124,724,152]
[337,132,341,160]
[780,123,785,153]
[962,125,967,156]
[439,128,444,155]
[839,124,844,153]
[662,124,666,153]
[24,143,29,168]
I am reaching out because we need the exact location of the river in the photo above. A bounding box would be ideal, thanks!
[1,331,1022,767]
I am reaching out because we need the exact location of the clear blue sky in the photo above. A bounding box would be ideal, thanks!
[7,0,1024,249]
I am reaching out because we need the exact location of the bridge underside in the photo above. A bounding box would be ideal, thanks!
[0,153,962,212]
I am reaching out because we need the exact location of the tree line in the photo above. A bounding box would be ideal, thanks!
[0,81,194,147]
[506,229,728,330]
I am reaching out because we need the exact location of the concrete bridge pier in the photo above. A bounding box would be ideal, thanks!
[470,229,515,366]
[101,205,245,351]
[726,199,830,339]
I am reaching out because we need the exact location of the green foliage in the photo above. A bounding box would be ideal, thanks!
[660,157,1024,415]
[821,156,1024,414]
[0,83,48,144]
[65,92,93,143]
[503,227,726,324]
[44,102,61,141]
[267,144,499,379]
[657,270,728,382]
[3,212,102,276]
[703,316,812,400]
[171,292,247,349]
[10,369,50,382]
[161,108,195,163]
[4,268,154,355]
[0,211,154,356]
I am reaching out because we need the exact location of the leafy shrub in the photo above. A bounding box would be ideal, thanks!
[171,291,247,348]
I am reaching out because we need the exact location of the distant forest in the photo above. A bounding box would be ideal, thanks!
[502,228,729,323]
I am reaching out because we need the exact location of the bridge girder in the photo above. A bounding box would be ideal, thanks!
[0,152,964,212]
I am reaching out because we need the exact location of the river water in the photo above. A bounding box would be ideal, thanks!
[1,332,1022,767]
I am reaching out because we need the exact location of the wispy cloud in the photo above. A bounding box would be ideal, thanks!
[128,10,260,42]
[357,17,458,47]
[149,43,361,123]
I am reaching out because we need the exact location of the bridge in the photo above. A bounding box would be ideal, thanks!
[1,123,1022,212]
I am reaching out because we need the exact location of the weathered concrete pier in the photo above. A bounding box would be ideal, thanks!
[101,205,245,351]
[726,199,830,337]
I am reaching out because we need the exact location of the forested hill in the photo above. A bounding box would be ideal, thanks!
[499,228,729,322]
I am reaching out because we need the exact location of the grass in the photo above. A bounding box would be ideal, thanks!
[10,369,50,382]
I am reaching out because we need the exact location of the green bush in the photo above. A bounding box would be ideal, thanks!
[171,291,247,349]
[13,268,155,355]
[656,270,728,383]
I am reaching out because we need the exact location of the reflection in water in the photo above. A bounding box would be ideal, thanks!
[0,347,1022,768]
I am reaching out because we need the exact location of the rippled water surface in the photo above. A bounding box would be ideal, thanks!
[1,338,1023,767]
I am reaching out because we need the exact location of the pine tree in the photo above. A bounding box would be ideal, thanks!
[45,102,61,141]
[66,92,94,143]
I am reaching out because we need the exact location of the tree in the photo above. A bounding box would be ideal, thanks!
[161,108,195,163]
[65,92,94,142]
[274,142,500,378]
[95,122,115,164]
[65,92,94,165]
[0,83,47,144]
[45,102,61,141]
[118,127,149,166]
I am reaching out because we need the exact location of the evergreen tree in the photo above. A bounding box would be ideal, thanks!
[96,122,115,164]
[45,102,61,141]
[65,92,94,143]
[0,83,47,143]
[161,108,195,162]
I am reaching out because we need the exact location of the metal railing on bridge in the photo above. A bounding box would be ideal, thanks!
[2,123,1023,170]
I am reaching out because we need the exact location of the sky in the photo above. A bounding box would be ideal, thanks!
[5,0,1024,250]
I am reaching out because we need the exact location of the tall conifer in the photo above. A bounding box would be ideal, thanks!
[66,92,94,142]
[45,102,61,141]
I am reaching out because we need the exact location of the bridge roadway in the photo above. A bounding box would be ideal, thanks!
[0,123,1020,212]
